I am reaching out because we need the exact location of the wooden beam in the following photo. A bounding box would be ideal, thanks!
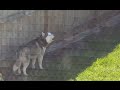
[44,10,48,34]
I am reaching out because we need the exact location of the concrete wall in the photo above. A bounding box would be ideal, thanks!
[47,10,96,40]
[0,10,119,60]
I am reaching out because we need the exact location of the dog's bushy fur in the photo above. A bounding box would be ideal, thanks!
[13,32,54,76]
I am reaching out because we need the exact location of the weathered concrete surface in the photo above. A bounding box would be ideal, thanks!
[0,11,120,80]
[0,10,120,61]
[0,10,119,63]
[0,10,120,81]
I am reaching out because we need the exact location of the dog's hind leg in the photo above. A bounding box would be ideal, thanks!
[13,60,22,75]
[22,56,30,76]
[13,64,19,73]
[23,61,30,76]
[18,63,21,74]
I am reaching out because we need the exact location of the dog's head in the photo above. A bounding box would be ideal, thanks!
[40,32,55,44]
[45,32,55,44]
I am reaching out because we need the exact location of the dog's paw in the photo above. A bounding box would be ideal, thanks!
[40,67,44,69]
[18,70,21,74]
[24,73,28,76]
[23,72,28,76]
[13,71,21,76]
[14,73,21,76]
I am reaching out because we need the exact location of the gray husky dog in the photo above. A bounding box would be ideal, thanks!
[13,32,54,76]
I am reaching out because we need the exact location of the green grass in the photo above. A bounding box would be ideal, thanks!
[75,44,120,81]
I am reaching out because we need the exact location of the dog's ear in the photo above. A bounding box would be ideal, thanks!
[42,32,45,37]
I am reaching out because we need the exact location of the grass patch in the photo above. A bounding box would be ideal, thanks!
[75,44,120,81]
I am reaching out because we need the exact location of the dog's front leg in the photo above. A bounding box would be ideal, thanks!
[32,56,37,69]
[38,55,44,69]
